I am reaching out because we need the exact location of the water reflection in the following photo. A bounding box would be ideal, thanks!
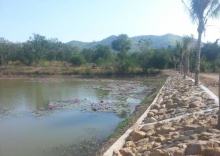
[0,110,121,156]
[117,110,128,118]
[0,79,103,111]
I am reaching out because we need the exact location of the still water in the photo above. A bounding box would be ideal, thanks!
[0,78,145,156]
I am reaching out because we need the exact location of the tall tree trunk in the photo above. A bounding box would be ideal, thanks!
[180,56,183,75]
[183,53,187,79]
[186,52,189,76]
[217,73,220,129]
[183,52,189,79]
[195,32,202,85]
[184,52,189,78]
[1,54,3,68]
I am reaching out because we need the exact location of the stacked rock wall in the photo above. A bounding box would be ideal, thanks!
[108,73,220,156]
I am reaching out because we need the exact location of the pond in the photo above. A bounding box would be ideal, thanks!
[0,78,151,156]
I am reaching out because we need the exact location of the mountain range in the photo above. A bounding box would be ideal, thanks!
[67,33,183,52]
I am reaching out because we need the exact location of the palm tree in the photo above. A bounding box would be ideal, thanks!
[176,41,184,75]
[182,35,194,78]
[182,0,220,85]
[170,51,179,71]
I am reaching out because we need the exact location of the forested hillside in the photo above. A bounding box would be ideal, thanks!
[67,33,183,51]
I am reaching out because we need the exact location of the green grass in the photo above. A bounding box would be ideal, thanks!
[141,92,157,104]
[106,116,133,140]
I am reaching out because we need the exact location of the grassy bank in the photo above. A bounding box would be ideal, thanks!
[0,64,163,78]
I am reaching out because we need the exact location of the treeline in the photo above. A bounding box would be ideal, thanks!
[171,35,220,75]
[201,40,220,72]
[0,33,219,74]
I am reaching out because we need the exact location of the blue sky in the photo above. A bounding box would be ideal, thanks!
[0,0,220,43]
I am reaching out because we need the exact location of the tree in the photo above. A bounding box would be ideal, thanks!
[150,49,169,71]
[46,38,61,65]
[28,34,49,66]
[182,0,220,85]
[175,41,184,74]
[137,39,153,73]
[58,44,78,66]
[169,45,179,71]
[19,41,35,65]
[81,48,96,63]
[201,39,220,72]
[112,34,131,54]
[182,35,194,78]
[8,42,22,64]
[111,34,131,74]
[70,54,85,66]
[94,44,112,65]
[129,52,140,72]
[137,39,152,52]
[0,38,11,67]
[139,50,153,73]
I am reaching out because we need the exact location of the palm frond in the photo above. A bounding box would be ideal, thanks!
[190,0,200,20]
[204,0,220,20]
[183,0,220,34]
[210,3,220,18]
[183,35,193,54]
[204,0,218,18]
[182,0,198,24]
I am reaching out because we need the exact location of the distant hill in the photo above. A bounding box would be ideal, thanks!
[67,33,183,52]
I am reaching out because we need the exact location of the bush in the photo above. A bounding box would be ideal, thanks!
[70,55,85,66]
[84,68,92,75]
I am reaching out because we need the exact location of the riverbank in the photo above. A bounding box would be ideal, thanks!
[0,64,166,79]
[106,73,220,156]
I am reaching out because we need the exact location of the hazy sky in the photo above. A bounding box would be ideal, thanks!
[0,0,220,43]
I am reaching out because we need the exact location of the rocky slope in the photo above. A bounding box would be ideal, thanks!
[112,73,220,156]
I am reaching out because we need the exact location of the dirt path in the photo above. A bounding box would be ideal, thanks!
[200,73,219,96]
[200,73,219,80]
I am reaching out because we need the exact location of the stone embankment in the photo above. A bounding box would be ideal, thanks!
[110,73,220,156]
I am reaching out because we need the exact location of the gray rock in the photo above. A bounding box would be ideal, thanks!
[128,130,146,142]
[145,117,157,123]
[189,100,201,108]
[136,138,149,147]
[203,147,220,156]
[140,125,155,133]
[185,140,211,155]
[119,148,135,156]
[147,112,154,118]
